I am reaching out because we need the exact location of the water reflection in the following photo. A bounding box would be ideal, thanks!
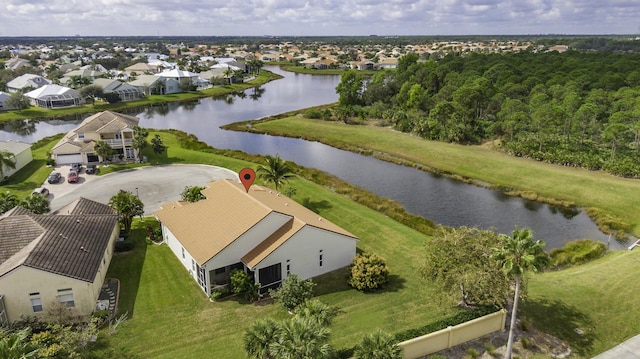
[0,66,625,250]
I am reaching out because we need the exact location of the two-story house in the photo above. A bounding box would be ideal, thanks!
[50,111,140,165]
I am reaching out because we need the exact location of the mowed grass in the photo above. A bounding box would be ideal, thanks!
[253,117,640,236]
[524,249,640,357]
[95,175,457,358]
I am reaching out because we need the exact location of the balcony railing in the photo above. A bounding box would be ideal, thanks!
[102,138,132,146]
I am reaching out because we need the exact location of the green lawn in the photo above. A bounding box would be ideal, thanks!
[7,129,639,358]
[0,71,281,122]
[94,176,457,358]
[249,117,640,236]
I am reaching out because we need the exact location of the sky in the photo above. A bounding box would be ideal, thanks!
[2,0,640,37]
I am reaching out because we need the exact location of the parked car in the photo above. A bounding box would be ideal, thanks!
[67,170,79,183]
[32,187,49,197]
[47,172,62,184]
[71,163,82,173]
[86,164,97,174]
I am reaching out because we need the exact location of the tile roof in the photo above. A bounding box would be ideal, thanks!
[0,140,31,154]
[75,110,139,134]
[154,179,357,266]
[0,198,118,282]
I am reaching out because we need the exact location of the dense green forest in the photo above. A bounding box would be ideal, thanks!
[335,50,640,177]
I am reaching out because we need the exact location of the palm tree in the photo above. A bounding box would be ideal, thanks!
[492,227,549,359]
[0,150,16,180]
[94,140,114,164]
[223,66,234,85]
[0,191,19,214]
[269,316,334,359]
[20,194,50,214]
[243,317,280,359]
[295,300,339,328]
[108,189,144,233]
[353,330,403,359]
[256,154,295,192]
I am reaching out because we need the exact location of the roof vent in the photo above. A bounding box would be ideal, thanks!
[318,217,322,221]
[285,203,288,206]
[76,219,80,224]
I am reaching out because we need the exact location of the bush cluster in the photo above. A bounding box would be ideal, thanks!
[348,252,389,291]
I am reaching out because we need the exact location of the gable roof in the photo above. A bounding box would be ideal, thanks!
[0,140,31,155]
[0,197,118,282]
[24,84,80,100]
[6,74,51,90]
[154,179,357,265]
[75,110,139,134]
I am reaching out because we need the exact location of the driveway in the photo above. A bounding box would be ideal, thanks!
[48,164,239,215]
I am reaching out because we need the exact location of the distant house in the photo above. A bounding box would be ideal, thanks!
[124,62,159,74]
[0,92,12,111]
[352,60,375,70]
[92,79,143,101]
[0,198,119,325]
[376,58,399,69]
[3,58,30,71]
[154,179,358,296]
[0,141,32,179]
[50,110,139,165]
[157,69,198,93]
[6,74,51,93]
[128,75,167,95]
[24,84,84,109]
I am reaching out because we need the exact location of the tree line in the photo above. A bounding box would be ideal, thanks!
[335,50,640,177]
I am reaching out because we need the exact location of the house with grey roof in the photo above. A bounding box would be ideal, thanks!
[0,141,32,179]
[6,74,52,93]
[24,84,84,109]
[92,78,143,101]
[0,197,119,324]
[128,74,168,95]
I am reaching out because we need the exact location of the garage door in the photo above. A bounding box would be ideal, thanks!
[56,153,82,165]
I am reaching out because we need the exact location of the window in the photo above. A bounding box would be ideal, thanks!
[319,250,323,267]
[286,259,290,276]
[31,298,43,313]
[58,293,75,308]
[57,289,74,308]
[192,259,196,271]
[77,132,85,139]
[182,247,185,259]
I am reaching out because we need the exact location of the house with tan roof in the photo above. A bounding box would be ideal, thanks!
[154,179,358,296]
[51,110,139,165]
[0,197,119,325]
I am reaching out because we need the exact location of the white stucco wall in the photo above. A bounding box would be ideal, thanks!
[163,224,198,281]
[253,226,357,283]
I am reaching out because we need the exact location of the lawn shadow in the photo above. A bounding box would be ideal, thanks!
[301,197,332,214]
[107,223,149,319]
[521,297,596,356]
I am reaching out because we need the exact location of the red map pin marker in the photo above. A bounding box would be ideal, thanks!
[239,168,256,193]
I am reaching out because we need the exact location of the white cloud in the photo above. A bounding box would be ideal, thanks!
[0,0,639,36]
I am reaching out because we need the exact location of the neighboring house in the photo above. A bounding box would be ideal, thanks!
[157,69,198,93]
[0,141,32,179]
[154,179,358,296]
[92,78,143,101]
[376,57,399,69]
[50,110,139,165]
[0,198,119,324]
[124,62,159,74]
[128,74,167,95]
[352,60,375,70]
[0,92,12,111]
[59,68,107,87]
[3,58,30,71]
[24,84,84,109]
[6,74,52,93]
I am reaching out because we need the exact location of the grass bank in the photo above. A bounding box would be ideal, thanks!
[6,128,639,358]
[225,116,640,237]
[0,70,281,122]
[278,64,377,76]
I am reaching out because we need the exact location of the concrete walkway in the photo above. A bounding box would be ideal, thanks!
[593,334,640,359]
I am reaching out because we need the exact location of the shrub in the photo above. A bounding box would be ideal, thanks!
[269,274,315,312]
[210,286,231,301]
[465,348,480,358]
[230,269,260,302]
[348,252,389,291]
[305,109,322,119]
[102,92,122,103]
[550,239,607,268]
